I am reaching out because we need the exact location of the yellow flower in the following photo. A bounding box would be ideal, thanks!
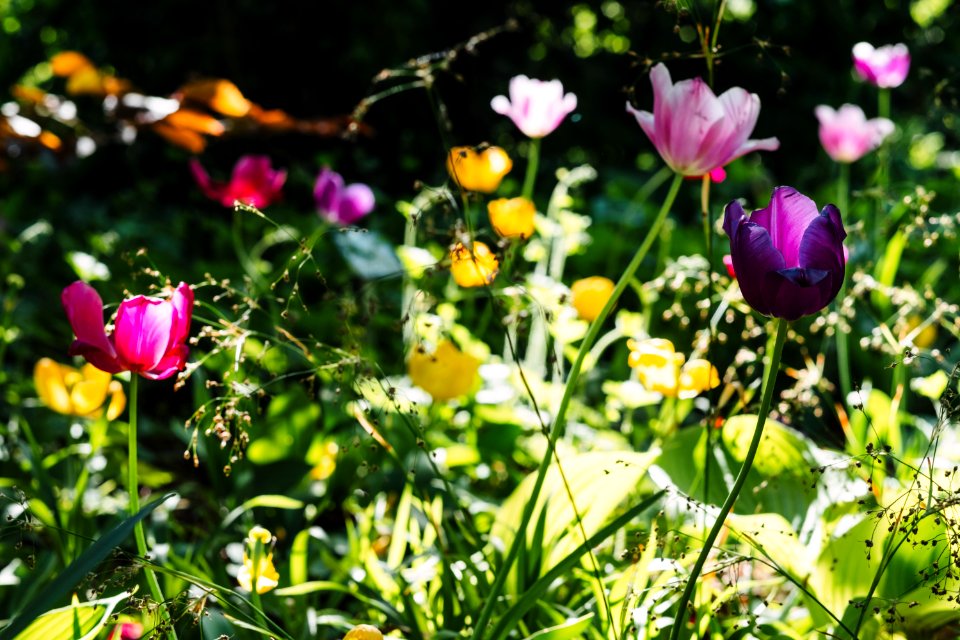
[488,197,536,239]
[310,441,339,481]
[450,241,499,287]
[408,340,480,402]
[237,526,279,594]
[34,358,126,420]
[344,625,384,640]
[570,276,616,322]
[446,146,512,193]
[627,339,719,399]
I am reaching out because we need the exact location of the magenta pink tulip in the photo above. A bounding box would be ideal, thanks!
[626,63,779,177]
[852,42,910,89]
[62,281,193,381]
[491,75,578,139]
[190,154,286,208]
[815,104,894,163]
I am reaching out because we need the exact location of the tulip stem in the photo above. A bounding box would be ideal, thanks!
[521,138,540,201]
[473,172,684,640]
[128,376,177,638]
[836,162,852,403]
[668,318,789,640]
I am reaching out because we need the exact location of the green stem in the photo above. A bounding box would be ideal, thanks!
[836,162,852,403]
[129,376,177,638]
[668,318,789,640]
[521,138,540,202]
[878,88,890,120]
[700,175,714,510]
[473,172,684,640]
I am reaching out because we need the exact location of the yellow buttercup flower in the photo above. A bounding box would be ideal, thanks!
[627,339,719,399]
[237,526,279,594]
[446,146,513,193]
[34,358,126,420]
[343,625,384,640]
[408,340,481,402]
[450,241,499,288]
[488,197,536,239]
[570,276,616,322]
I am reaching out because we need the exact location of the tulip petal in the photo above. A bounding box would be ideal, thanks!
[725,199,786,317]
[114,296,175,372]
[169,283,194,346]
[749,187,820,269]
[189,159,226,203]
[765,267,835,321]
[62,281,122,373]
[490,95,511,115]
[626,102,657,147]
[338,183,376,225]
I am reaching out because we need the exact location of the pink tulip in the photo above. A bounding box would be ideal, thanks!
[852,42,910,89]
[491,75,577,139]
[314,168,375,226]
[626,63,779,177]
[190,155,286,208]
[62,281,193,381]
[815,104,894,163]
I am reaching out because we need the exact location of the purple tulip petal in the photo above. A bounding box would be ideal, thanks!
[114,296,175,372]
[314,168,345,220]
[143,344,189,380]
[765,268,835,321]
[338,183,376,225]
[62,281,122,373]
[730,221,785,317]
[749,187,820,269]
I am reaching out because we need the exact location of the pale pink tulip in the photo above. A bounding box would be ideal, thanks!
[62,281,193,381]
[626,63,779,177]
[815,104,894,163]
[491,75,577,139]
[852,42,910,89]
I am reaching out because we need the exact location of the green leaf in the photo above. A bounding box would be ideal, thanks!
[524,613,595,640]
[491,451,658,575]
[722,414,814,479]
[13,590,130,640]
[222,495,304,527]
[0,493,175,640]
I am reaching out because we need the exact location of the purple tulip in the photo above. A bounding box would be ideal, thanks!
[626,63,779,177]
[815,104,894,163]
[490,75,578,139]
[62,281,193,380]
[723,187,846,321]
[190,155,286,208]
[852,42,910,89]
[314,168,375,226]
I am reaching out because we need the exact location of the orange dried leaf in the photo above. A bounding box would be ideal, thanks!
[38,131,62,151]
[163,109,225,136]
[177,79,251,117]
[51,51,95,77]
[153,122,207,153]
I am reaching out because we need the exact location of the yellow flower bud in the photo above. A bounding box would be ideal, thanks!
[446,146,512,193]
[408,340,481,402]
[570,276,616,322]
[238,526,279,594]
[450,242,499,288]
[488,197,536,239]
[344,625,384,640]
[678,359,720,399]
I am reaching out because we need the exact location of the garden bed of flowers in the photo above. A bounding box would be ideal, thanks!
[2,2,960,639]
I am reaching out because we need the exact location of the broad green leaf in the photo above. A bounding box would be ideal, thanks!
[722,415,813,479]
[524,613,594,640]
[14,590,130,640]
[491,451,658,574]
[0,494,174,640]
[727,513,809,581]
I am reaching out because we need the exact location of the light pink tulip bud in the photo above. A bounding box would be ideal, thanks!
[491,75,577,139]
[852,42,910,89]
[815,104,894,163]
